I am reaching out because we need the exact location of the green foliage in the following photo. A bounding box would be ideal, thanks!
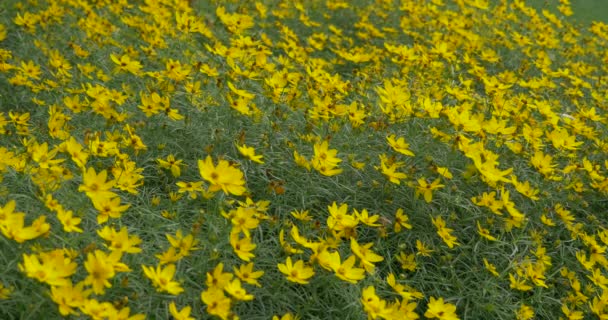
[0,0,607,319]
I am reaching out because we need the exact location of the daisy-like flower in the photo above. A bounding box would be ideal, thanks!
[237,144,264,163]
[424,297,459,320]
[78,167,116,202]
[278,257,315,284]
[198,155,247,196]
[141,263,184,295]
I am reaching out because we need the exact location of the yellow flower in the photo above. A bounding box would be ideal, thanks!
[157,154,183,177]
[230,206,260,238]
[230,231,257,262]
[515,304,534,320]
[361,286,392,320]
[234,262,264,287]
[386,134,415,156]
[110,53,142,75]
[290,209,313,222]
[167,229,199,258]
[394,208,413,232]
[311,140,342,176]
[278,257,315,284]
[354,208,380,227]
[198,155,247,196]
[379,155,407,184]
[476,221,497,241]
[432,216,459,248]
[93,196,130,224]
[97,226,142,254]
[483,258,499,277]
[201,288,232,320]
[19,249,77,287]
[0,282,12,300]
[56,208,82,233]
[424,297,459,320]
[396,251,417,272]
[78,167,116,202]
[169,302,195,320]
[206,263,234,290]
[561,304,584,320]
[84,250,118,295]
[142,263,184,295]
[414,178,444,203]
[321,251,366,283]
[224,278,254,301]
[237,144,264,164]
[176,181,204,199]
[350,238,384,274]
[50,281,88,316]
[416,240,434,257]
[272,313,298,320]
[509,273,532,291]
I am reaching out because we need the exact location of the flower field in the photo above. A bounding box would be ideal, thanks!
[1,0,608,319]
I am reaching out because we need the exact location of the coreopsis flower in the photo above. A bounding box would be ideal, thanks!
[476,221,497,241]
[509,273,532,291]
[387,134,415,156]
[93,196,130,224]
[272,313,297,320]
[561,304,584,320]
[166,229,199,259]
[290,209,313,222]
[0,282,12,300]
[1,200,50,243]
[141,263,184,295]
[350,238,384,274]
[176,181,204,199]
[327,202,359,236]
[278,257,315,284]
[169,302,195,320]
[198,155,247,196]
[19,249,77,287]
[64,136,89,168]
[237,144,264,164]
[56,208,83,233]
[233,263,264,287]
[206,263,234,290]
[414,177,444,203]
[424,297,459,320]
[78,167,116,202]
[97,226,142,254]
[386,273,424,301]
[84,250,120,294]
[354,208,380,227]
[224,278,254,301]
[515,304,534,320]
[361,286,393,320]
[50,281,88,316]
[394,208,412,232]
[483,258,500,277]
[110,53,142,75]
[201,288,232,320]
[431,216,460,248]
[322,251,366,283]
[396,251,417,272]
[230,206,260,237]
[157,154,183,177]
[230,231,257,262]
[311,140,342,176]
[378,154,407,184]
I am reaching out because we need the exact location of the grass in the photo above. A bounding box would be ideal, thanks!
[0,0,607,319]
[571,0,608,23]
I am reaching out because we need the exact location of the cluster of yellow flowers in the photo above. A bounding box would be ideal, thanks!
[0,0,608,319]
